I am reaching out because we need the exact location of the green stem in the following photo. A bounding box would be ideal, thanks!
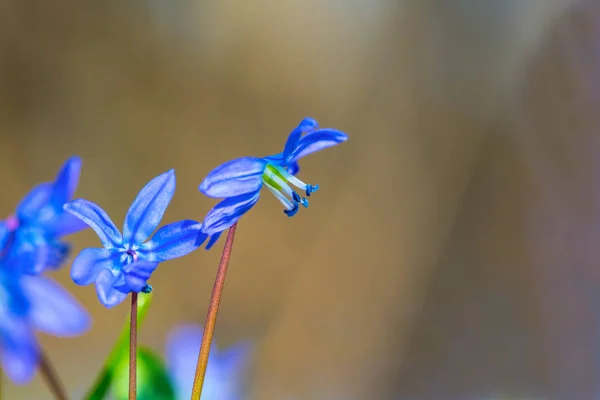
[83,292,153,400]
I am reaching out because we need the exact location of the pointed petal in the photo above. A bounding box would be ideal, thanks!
[71,248,124,285]
[0,315,38,384]
[16,183,52,223]
[199,157,267,198]
[95,269,128,308]
[64,199,123,248]
[204,232,222,250]
[137,220,202,262]
[289,128,348,162]
[49,156,82,207]
[201,191,260,236]
[283,117,319,162]
[48,213,89,237]
[21,275,91,337]
[122,261,159,292]
[122,170,176,246]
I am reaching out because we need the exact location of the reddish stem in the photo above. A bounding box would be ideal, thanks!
[190,223,238,400]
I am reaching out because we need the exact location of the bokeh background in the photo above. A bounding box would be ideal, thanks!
[2,0,600,399]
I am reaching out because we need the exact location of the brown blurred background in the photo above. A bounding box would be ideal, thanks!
[2,0,600,399]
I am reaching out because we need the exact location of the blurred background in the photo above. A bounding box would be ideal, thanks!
[2,0,600,398]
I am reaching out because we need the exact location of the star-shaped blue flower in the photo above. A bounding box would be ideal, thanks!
[198,117,348,245]
[64,170,206,308]
[0,156,87,274]
[0,259,90,384]
[165,324,252,400]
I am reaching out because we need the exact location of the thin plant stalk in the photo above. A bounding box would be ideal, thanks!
[190,222,238,400]
[39,349,70,400]
[129,292,138,400]
[83,293,153,400]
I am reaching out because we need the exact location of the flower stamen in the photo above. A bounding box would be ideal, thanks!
[126,249,138,263]
[262,164,318,216]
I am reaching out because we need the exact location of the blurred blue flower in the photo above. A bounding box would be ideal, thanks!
[64,169,205,308]
[165,324,251,400]
[0,265,90,384]
[198,117,348,245]
[0,156,87,274]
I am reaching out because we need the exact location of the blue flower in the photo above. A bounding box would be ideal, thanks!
[198,117,348,242]
[0,156,87,274]
[165,324,251,400]
[64,169,205,308]
[0,265,90,384]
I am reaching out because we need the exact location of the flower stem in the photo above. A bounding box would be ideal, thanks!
[82,293,153,400]
[129,292,138,400]
[190,222,238,400]
[39,349,70,400]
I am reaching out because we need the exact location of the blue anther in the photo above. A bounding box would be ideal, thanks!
[292,191,302,202]
[300,198,309,208]
[284,202,299,217]
[306,184,319,197]
[141,284,153,294]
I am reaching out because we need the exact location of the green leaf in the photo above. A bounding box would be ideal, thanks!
[83,292,154,400]
[111,346,176,400]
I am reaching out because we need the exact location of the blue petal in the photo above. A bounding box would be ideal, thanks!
[262,153,284,165]
[49,156,82,208]
[71,247,124,285]
[199,157,267,198]
[122,170,176,246]
[47,213,89,237]
[0,220,10,250]
[282,117,319,163]
[122,261,159,292]
[137,220,202,262]
[196,231,209,247]
[201,190,260,236]
[95,269,128,308]
[0,270,30,316]
[5,228,57,274]
[21,275,91,336]
[10,242,70,275]
[289,128,348,162]
[16,183,52,223]
[64,199,123,248]
[0,315,38,384]
[287,161,300,176]
[204,232,222,250]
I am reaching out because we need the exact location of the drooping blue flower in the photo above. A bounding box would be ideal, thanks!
[64,169,205,308]
[198,117,348,244]
[165,324,252,400]
[0,156,87,274]
[0,264,90,384]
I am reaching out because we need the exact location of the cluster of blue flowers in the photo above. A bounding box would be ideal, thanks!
[0,157,90,383]
[0,117,347,389]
